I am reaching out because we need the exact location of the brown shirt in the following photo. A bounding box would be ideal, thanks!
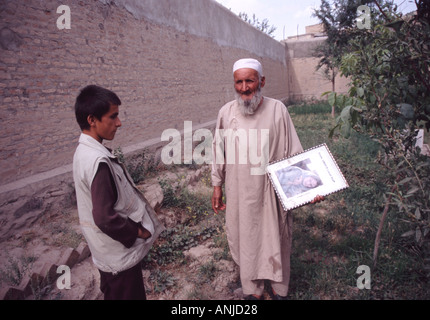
[91,162,139,249]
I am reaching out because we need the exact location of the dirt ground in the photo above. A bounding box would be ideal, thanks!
[41,234,243,301]
[0,165,250,300]
[43,227,244,301]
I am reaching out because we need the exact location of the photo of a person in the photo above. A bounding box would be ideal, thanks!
[267,144,348,211]
[275,162,323,198]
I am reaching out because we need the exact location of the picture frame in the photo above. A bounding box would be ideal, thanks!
[266,144,349,211]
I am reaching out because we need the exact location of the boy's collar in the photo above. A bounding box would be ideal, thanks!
[79,133,116,158]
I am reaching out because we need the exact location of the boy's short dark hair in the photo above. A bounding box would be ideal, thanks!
[74,85,122,131]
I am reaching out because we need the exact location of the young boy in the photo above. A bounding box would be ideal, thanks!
[73,85,164,300]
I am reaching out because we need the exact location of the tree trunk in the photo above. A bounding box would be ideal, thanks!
[331,71,336,118]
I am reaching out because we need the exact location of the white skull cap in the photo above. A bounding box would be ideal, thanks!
[233,58,263,76]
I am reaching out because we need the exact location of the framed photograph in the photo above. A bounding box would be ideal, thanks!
[266,144,349,211]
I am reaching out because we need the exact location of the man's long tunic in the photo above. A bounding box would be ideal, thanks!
[211,97,303,294]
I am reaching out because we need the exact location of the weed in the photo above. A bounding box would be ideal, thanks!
[158,175,213,226]
[149,269,177,293]
[0,255,36,287]
[288,101,335,115]
[158,178,181,208]
[186,287,212,300]
[199,259,217,282]
[114,147,158,184]
[144,224,219,267]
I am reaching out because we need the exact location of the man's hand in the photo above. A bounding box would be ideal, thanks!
[212,186,226,214]
[311,195,325,204]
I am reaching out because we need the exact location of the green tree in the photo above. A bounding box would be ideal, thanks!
[313,0,375,117]
[318,0,430,267]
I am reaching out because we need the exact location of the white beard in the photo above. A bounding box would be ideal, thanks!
[235,87,263,116]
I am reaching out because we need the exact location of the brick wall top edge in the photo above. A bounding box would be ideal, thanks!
[100,0,286,63]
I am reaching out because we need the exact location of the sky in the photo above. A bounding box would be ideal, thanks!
[213,0,418,41]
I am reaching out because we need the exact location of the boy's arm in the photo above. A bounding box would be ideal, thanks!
[91,162,141,248]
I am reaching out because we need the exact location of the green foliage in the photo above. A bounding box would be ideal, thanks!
[290,104,429,299]
[199,260,218,282]
[114,147,156,184]
[315,1,430,255]
[149,269,177,293]
[389,152,430,246]
[313,0,379,94]
[288,101,334,115]
[0,255,36,286]
[158,178,181,208]
[144,224,219,266]
[158,177,213,225]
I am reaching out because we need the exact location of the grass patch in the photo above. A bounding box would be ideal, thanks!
[288,101,335,115]
[288,101,430,299]
[0,255,37,287]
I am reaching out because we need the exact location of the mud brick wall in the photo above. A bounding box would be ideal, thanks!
[284,37,349,103]
[0,0,288,185]
[0,0,288,239]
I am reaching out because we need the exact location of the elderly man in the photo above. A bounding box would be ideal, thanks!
[211,58,322,300]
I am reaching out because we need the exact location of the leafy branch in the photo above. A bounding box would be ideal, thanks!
[238,12,277,37]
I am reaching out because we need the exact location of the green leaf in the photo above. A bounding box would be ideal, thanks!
[415,227,422,243]
[398,177,412,185]
[407,186,420,195]
[340,105,352,122]
[401,230,415,238]
[328,92,336,106]
[385,20,404,34]
[415,207,421,220]
[341,122,352,138]
[329,124,340,139]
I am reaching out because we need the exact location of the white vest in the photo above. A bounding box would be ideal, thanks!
[73,133,164,274]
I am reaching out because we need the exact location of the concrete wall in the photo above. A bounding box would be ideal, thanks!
[305,23,324,34]
[0,0,289,239]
